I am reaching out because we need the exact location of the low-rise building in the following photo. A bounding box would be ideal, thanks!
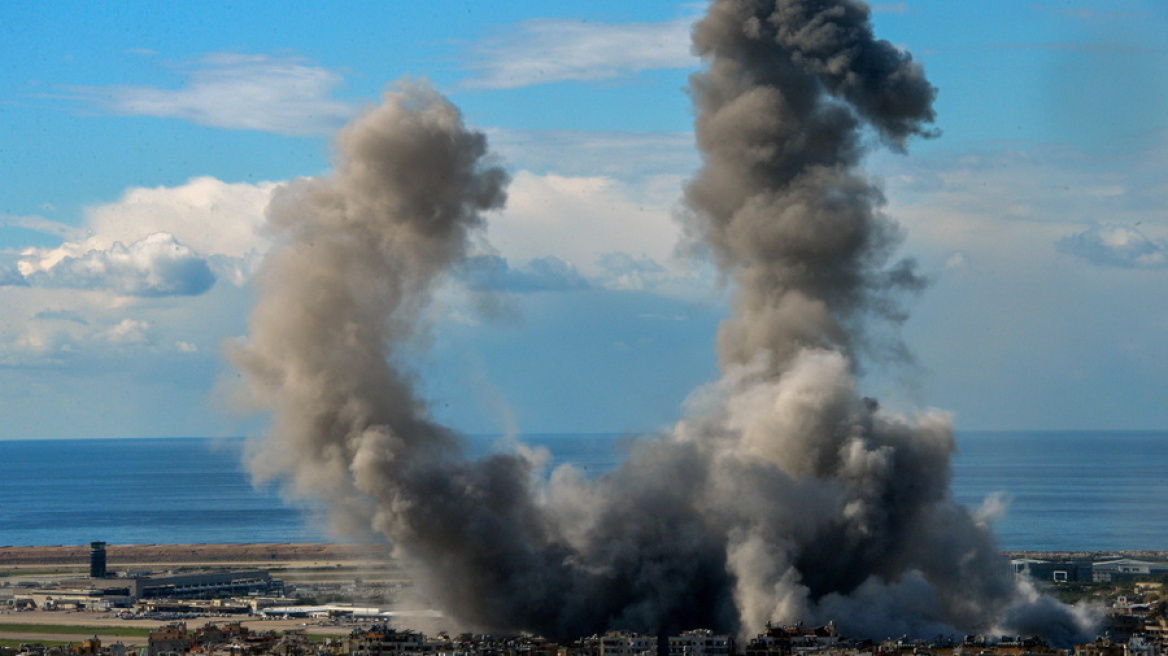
[596,631,657,656]
[669,629,733,656]
[1093,560,1168,583]
[346,626,428,656]
[15,586,133,611]
[1012,559,1094,583]
[744,624,839,656]
[148,622,195,656]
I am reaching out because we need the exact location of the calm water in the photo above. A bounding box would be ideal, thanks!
[951,430,1168,551]
[0,431,1164,551]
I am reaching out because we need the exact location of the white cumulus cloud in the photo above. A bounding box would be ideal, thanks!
[489,171,683,274]
[478,170,718,298]
[83,175,276,258]
[1057,224,1168,268]
[12,176,275,297]
[20,233,216,297]
[103,318,152,344]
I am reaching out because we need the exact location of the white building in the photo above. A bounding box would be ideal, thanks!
[669,629,733,656]
[1093,559,1168,582]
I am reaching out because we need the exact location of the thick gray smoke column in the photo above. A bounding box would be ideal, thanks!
[232,8,1097,647]
[686,0,935,371]
[231,81,507,535]
[679,0,1096,642]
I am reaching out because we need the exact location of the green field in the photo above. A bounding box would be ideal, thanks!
[0,623,340,644]
[0,638,72,647]
[0,623,153,638]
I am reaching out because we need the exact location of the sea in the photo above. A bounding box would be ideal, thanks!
[1,431,1165,552]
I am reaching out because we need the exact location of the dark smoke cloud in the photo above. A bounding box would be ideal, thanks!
[233,3,1098,647]
[230,81,508,536]
[686,0,935,372]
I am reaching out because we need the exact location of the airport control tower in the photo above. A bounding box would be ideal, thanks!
[90,541,107,578]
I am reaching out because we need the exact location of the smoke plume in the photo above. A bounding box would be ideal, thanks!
[232,2,1097,647]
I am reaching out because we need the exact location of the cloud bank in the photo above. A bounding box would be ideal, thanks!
[20,232,215,297]
[9,176,274,297]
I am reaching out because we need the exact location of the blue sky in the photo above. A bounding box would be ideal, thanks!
[0,0,1165,439]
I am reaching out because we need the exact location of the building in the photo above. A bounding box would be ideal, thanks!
[598,631,658,656]
[90,542,108,579]
[1075,638,1125,656]
[148,623,195,656]
[743,624,839,656]
[668,630,733,656]
[346,626,428,656]
[135,597,253,615]
[16,585,134,611]
[1012,558,1095,583]
[14,569,281,610]
[191,622,251,647]
[131,569,278,599]
[1093,559,1168,583]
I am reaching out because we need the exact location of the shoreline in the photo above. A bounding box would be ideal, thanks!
[1001,550,1168,561]
[2,543,1166,568]
[0,543,385,569]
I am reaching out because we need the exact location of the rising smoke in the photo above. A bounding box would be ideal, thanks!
[231,1,1098,646]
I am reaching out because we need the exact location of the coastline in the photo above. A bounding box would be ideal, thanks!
[3,543,1166,569]
[0,543,384,569]
[1002,550,1168,561]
